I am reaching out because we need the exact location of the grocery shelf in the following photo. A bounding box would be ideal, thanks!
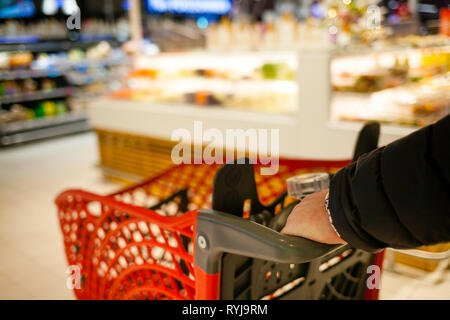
[0,35,40,44]
[332,42,450,58]
[66,70,127,86]
[0,111,87,134]
[0,38,122,53]
[64,56,128,69]
[0,69,64,81]
[0,112,90,146]
[0,56,128,81]
[0,32,129,147]
[0,87,74,105]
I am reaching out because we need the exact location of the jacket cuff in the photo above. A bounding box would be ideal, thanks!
[328,165,386,252]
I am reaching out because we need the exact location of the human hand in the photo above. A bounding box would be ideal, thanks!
[281,190,347,245]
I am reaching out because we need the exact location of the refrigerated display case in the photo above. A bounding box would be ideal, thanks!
[112,51,298,114]
[330,44,449,127]
[88,38,449,181]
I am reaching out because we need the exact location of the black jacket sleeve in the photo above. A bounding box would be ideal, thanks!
[328,115,450,252]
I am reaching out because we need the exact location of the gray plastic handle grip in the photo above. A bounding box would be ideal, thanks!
[195,209,344,274]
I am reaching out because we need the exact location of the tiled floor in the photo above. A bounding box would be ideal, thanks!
[0,132,448,299]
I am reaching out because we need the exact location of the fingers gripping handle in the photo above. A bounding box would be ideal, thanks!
[270,172,331,232]
[194,209,342,274]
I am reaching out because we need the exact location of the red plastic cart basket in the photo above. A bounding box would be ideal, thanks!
[56,157,384,300]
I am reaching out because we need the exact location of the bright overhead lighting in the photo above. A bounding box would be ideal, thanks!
[62,0,79,15]
[42,0,58,15]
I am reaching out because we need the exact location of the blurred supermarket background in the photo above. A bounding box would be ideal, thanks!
[0,0,449,299]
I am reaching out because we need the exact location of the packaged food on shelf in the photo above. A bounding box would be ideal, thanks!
[394,73,449,121]
[205,15,332,51]
[85,41,112,59]
[0,104,29,124]
[22,79,38,93]
[0,53,9,70]
[332,47,449,93]
[334,72,449,127]
[113,51,298,114]
[0,18,131,145]
[203,2,403,53]
[8,52,33,69]
[0,18,130,42]
[0,80,21,96]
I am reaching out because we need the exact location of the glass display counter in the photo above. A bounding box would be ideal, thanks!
[330,45,449,127]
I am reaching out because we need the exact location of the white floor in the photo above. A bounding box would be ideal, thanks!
[0,132,448,300]
[0,132,116,299]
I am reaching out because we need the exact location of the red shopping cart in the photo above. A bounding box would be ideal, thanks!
[55,123,384,300]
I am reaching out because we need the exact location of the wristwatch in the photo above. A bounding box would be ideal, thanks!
[325,191,341,238]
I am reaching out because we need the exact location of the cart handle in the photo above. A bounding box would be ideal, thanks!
[194,209,344,274]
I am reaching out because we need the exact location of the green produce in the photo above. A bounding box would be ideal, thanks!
[43,101,56,116]
[55,101,67,115]
[34,103,46,118]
